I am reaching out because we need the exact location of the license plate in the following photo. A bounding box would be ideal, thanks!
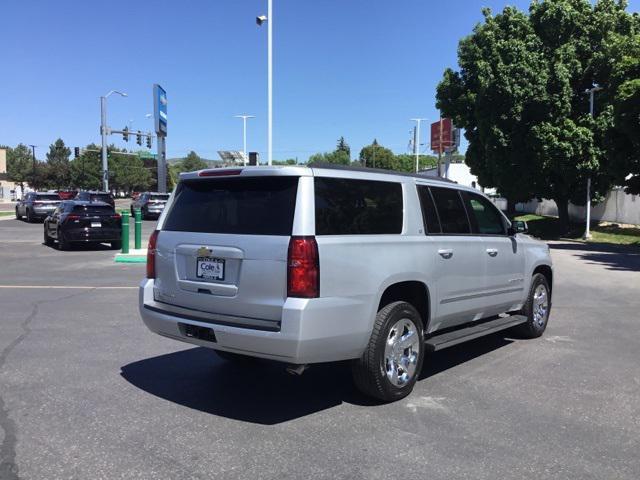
[196,257,225,281]
[91,222,101,228]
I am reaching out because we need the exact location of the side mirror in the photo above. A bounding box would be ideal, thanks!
[509,220,528,235]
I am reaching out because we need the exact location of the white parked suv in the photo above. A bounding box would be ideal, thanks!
[139,164,553,401]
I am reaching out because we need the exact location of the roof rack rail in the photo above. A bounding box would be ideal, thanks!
[307,161,457,183]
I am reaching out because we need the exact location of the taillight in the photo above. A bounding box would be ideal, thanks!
[147,230,160,279]
[65,214,80,222]
[287,236,319,298]
[112,213,121,220]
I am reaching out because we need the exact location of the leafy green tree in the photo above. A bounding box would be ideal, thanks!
[308,150,350,165]
[6,144,33,192]
[359,140,395,170]
[436,0,639,228]
[70,144,102,190]
[180,151,208,172]
[336,136,351,158]
[109,152,152,195]
[272,158,298,165]
[395,154,438,172]
[45,138,71,189]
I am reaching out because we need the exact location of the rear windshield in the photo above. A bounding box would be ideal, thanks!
[149,194,169,201]
[90,194,112,202]
[163,176,299,235]
[314,177,403,235]
[35,194,60,201]
[72,205,115,215]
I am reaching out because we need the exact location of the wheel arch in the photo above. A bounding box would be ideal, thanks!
[532,264,553,294]
[377,280,431,332]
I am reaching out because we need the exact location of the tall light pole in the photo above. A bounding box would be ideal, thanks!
[234,114,255,165]
[583,84,602,240]
[257,0,273,166]
[100,90,127,192]
[410,118,426,173]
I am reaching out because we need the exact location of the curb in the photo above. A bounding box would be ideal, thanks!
[0,215,16,221]
[115,248,147,263]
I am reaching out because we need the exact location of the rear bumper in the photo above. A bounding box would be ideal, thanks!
[64,228,121,242]
[138,278,375,364]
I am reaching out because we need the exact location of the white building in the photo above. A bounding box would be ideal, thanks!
[418,162,493,193]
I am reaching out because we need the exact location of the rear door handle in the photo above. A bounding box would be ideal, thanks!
[486,248,498,257]
[438,249,453,259]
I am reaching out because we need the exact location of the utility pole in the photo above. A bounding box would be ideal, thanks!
[234,115,255,166]
[437,117,443,177]
[583,85,603,240]
[29,145,36,190]
[410,118,426,173]
[100,90,127,192]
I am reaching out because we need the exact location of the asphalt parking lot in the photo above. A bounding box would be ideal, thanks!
[1,217,639,480]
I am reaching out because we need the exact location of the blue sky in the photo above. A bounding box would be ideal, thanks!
[2,0,639,162]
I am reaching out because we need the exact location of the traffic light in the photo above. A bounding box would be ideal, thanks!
[74,147,80,158]
[146,134,152,149]
[136,131,142,146]
[123,126,129,142]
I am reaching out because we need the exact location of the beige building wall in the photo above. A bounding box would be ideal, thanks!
[0,147,18,201]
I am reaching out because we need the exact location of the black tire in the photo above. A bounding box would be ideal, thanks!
[43,226,54,246]
[15,207,22,220]
[351,301,424,402]
[214,350,257,363]
[57,230,70,251]
[26,208,34,223]
[111,240,122,250]
[512,273,551,339]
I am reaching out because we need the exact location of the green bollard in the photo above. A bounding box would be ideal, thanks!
[121,210,130,254]
[134,208,142,250]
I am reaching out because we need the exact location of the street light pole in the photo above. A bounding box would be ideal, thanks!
[234,115,255,165]
[267,0,273,166]
[583,84,602,240]
[257,1,273,166]
[100,90,127,192]
[410,118,426,173]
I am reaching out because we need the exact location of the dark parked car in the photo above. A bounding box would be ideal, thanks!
[15,192,61,222]
[43,201,122,250]
[75,191,115,208]
[130,192,170,219]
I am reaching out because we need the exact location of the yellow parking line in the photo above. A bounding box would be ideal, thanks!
[0,285,137,289]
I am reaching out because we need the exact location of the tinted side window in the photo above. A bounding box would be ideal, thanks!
[417,186,441,234]
[463,192,506,235]
[164,176,299,236]
[315,178,403,235]
[429,187,470,234]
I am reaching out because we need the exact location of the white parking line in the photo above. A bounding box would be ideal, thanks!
[0,285,138,289]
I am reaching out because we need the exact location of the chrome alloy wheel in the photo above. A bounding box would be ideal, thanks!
[383,318,420,387]
[533,284,549,327]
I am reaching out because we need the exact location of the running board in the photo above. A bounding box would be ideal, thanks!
[424,315,527,352]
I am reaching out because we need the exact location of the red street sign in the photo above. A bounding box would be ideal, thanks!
[431,118,453,153]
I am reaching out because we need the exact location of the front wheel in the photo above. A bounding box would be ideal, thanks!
[26,209,34,223]
[351,301,424,402]
[43,227,54,246]
[513,273,551,338]
[15,207,22,220]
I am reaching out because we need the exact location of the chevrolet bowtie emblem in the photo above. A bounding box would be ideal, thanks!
[197,247,210,257]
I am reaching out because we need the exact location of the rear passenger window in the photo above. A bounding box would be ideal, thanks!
[417,186,441,234]
[463,192,506,235]
[429,187,470,234]
[314,177,403,235]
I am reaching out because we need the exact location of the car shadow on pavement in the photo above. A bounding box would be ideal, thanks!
[41,241,115,252]
[549,242,640,272]
[120,334,512,425]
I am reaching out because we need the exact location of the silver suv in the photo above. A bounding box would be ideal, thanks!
[139,165,553,402]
